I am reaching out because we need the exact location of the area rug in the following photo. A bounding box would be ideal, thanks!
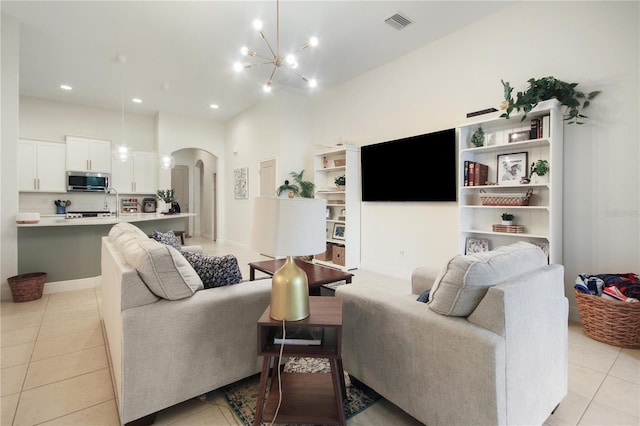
[210,357,381,425]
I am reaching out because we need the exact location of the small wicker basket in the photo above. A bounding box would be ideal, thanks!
[574,289,640,348]
[479,188,533,206]
[8,272,47,303]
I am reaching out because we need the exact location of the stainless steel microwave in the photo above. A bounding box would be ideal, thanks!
[66,171,110,192]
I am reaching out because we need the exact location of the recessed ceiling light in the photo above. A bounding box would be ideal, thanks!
[132,98,142,104]
[60,84,72,90]
[210,104,219,109]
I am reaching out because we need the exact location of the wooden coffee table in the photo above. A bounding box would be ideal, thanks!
[249,259,353,295]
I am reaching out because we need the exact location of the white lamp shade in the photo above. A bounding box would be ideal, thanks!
[251,197,327,257]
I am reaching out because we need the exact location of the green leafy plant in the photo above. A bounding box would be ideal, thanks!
[530,160,549,177]
[276,180,299,197]
[471,126,485,147]
[334,175,346,186]
[500,76,601,124]
[54,200,71,207]
[156,189,175,203]
[276,170,315,198]
[501,212,514,221]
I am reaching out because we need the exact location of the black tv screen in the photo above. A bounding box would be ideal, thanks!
[361,128,457,202]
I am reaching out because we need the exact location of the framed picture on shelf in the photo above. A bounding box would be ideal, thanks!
[508,130,530,143]
[465,238,490,255]
[332,223,345,240]
[497,152,528,185]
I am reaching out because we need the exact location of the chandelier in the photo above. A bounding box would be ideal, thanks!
[233,0,318,93]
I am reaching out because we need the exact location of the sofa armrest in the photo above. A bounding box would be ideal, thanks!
[411,266,440,295]
[468,264,568,425]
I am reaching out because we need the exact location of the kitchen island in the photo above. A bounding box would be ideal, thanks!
[17,213,194,283]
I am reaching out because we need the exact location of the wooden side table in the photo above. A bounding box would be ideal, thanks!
[254,296,346,425]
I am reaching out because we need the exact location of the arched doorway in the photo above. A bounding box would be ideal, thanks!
[171,148,218,241]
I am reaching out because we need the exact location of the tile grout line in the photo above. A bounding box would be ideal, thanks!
[11,295,51,426]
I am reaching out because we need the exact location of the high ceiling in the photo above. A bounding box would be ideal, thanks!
[2,1,514,122]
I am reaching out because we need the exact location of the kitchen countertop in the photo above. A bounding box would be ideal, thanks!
[16,212,195,227]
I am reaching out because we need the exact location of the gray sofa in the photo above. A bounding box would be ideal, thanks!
[100,223,271,424]
[336,242,568,426]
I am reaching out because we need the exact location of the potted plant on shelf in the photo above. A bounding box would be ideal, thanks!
[501,213,514,226]
[500,76,601,124]
[530,160,549,184]
[471,126,485,148]
[276,170,315,198]
[156,189,175,213]
[335,175,346,191]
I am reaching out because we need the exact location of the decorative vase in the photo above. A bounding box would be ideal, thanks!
[336,185,344,191]
[502,220,513,226]
[322,156,328,169]
[532,173,549,184]
[56,206,65,214]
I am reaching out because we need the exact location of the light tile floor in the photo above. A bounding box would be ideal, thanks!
[1,236,638,425]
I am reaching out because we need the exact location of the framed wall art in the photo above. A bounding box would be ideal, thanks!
[234,166,248,199]
[497,152,528,185]
[465,238,490,255]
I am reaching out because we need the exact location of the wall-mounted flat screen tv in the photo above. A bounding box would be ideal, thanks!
[361,128,457,202]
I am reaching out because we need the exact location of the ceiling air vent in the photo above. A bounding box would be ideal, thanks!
[384,12,413,30]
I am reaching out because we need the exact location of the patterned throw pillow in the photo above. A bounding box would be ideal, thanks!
[181,251,243,289]
[152,230,181,250]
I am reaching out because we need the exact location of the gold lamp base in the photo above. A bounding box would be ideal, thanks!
[270,256,310,321]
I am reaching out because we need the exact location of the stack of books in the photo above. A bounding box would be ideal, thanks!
[463,161,489,186]
[492,224,525,233]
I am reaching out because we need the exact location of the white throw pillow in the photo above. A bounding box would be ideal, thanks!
[119,237,203,300]
[427,242,547,316]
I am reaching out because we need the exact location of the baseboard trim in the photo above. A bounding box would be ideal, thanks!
[1,275,101,301]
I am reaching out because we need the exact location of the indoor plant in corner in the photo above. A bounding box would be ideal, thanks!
[500,76,601,124]
[334,175,346,191]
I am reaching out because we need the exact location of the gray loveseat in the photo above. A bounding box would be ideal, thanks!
[336,242,568,425]
[100,223,271,424]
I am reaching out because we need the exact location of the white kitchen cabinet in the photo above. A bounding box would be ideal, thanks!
[458,99,563,263]
[313,145,360,270]
[111,150,158,194]
[18,139,66,192]
[65,135,111,173]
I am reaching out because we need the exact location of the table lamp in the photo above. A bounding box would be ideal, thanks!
[251,196,327,321]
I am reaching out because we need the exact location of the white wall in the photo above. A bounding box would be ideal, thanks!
[20,96,156,150]
[1,16,20,297]
[308,1,639,318]
[224,92,312,248]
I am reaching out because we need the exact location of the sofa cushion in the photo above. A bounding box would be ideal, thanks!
[181,251,243,288]
[427,241,547,316]
[152,230,181,250]
[108,222,149,242]
[118,236,203,299]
